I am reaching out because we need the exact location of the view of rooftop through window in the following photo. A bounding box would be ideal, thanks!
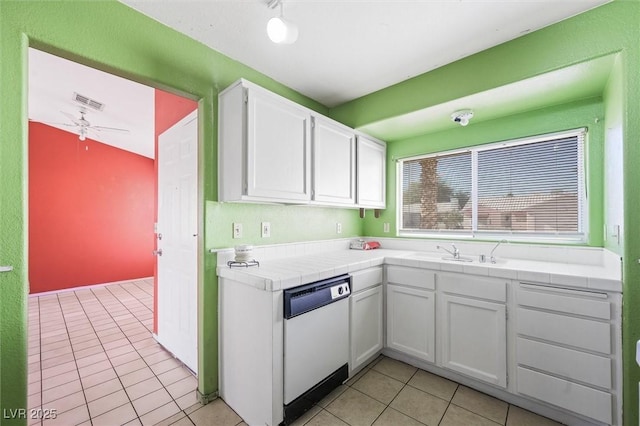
[400,131,584,239]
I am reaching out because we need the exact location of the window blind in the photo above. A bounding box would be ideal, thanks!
[399,130,586,240]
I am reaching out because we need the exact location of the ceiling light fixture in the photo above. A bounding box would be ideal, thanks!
[267,0,298,44]
[451,109,474,126]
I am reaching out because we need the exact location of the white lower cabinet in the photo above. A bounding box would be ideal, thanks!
[350,267,384,373]
[438,273,507,388]
[386,266,436,363]
[515,282,621,425]
[350,286,383,371]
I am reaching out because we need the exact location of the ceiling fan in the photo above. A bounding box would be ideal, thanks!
[33,107,130,141]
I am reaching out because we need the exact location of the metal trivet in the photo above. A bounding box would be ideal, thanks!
[227,260,260,268]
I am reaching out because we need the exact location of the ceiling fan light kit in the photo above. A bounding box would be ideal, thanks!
[267,0,298,44]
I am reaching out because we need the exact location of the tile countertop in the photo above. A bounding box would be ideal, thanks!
[216,248,622,293]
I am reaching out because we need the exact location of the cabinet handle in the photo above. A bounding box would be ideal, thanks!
[0,266,13,273]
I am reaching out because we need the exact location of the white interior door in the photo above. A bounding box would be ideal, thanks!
[156,110,198,374]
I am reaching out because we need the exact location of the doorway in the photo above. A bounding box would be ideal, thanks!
[27,48,200,423]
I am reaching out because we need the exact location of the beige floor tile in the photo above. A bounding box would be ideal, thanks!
[137,343,164,357]
[188,399,242,426]
[151,357,183,375]
[134,338,159,350]
[41,361,77,380]
[103,338,131,351]
[87,389,129,418]
[115,358,147,376]
[290,404,322,426]
[42,370,79,391]
[139,401,181,426]
[78,359,111,378]
[326,388,386,426]
[41,346,72,361]
[441,404,502,426]
[352,369,404,405]
[128,331,151,343]
[71,338,102,352]
[124,418,143,426]
[153,411,187,426]
[41,353,75,370]
[305,409,349,426]
[389,386,448,425]
[506,405,563,426]
[125,376,163,401]
[451,386,508,424]
[372,358,417,383]
[47,391,86,415]
[80,367,118,389]
[133,388,173,416]
[345,367,369,386]
[42,404,89,426]
[169,416,195,426]
[120,366,155,387]
[106,343,136,359]
[176,392,201,414]
[28,392,42,411]
[84,377,124,402]
[110,350,142,367]
[408,369,458,401]
[99,331,127,344]
[41,339,72,353]
[75,351,108,368]
[157,366,192,387]
[318,384,348,408]
[166,375,198,399]
[42,379,83,404]
[372,407,425,426]
[143,349,173,366]
[28,382,41,396]
[73,344,104,360]
[91,402,138,426]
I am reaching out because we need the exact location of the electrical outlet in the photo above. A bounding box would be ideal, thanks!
[383,223,390,233]
[261,222,271,238]
[233,223,243,239]
[336,222,342,234]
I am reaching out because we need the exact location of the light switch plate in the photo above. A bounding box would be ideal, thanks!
[233,223,243,239]
[261,222,271,238]
[336,223,342,234]
[383,223,390,233]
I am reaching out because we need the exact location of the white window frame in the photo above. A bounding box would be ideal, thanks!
[396,128,588,244]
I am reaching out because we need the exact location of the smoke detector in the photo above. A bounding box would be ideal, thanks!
[451,110,474,126]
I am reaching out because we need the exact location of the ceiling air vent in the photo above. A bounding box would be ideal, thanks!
[72,92,105,111]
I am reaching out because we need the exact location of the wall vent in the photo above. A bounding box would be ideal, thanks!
[72,92,105,111]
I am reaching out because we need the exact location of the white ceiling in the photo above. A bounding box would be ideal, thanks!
[120,0,610,108]
[28,48,155,159]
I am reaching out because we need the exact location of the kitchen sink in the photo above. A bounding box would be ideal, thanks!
[441,256,473,262]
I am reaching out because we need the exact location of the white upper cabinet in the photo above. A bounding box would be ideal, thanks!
[219,80,311,203]
[311,116,356,206]
[218,79,386,208]
[357,135,386,208]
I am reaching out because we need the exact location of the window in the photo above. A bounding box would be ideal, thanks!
[399,129,586,242]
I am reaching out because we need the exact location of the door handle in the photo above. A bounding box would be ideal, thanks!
[153,249,163,256]
[0,266,13,272]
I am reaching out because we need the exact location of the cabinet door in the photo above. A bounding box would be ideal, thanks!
[386,285,435,362]
[246,89,311,202]
[350,286,383,372]
[312,117,356,205]
[357,136,386,208]
[439,294,507,387]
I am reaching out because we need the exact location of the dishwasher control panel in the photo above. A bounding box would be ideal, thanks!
[330,283,351,300]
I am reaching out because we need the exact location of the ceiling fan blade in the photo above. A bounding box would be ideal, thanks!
[90,126,130,133]
[61,111,81,126]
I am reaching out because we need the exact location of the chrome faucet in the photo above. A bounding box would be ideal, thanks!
[437,243,460,260]
[490,239,508,264]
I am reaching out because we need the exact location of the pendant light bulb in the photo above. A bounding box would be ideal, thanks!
[267,1,298,44]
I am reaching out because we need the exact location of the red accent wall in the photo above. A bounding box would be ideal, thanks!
[153,89,198,333]
[28,122,155,293]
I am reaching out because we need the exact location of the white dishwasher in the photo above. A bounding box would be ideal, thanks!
[282,274,351,425]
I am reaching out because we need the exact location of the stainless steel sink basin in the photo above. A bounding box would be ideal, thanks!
[441,256,473,262]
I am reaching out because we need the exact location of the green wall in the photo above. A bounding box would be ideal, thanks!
[1,1,639,425]
[0,0,360,421]
[331,2,639,424]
